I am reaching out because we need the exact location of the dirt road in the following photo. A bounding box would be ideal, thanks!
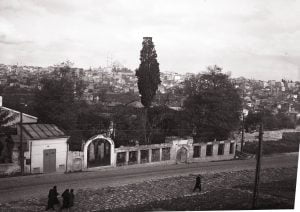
[0,153,298,203]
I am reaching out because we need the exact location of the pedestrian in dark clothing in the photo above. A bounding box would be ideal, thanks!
[69,189,74,208]
[46,188,54,210]
[46,186,60,210]
[61,189,70,209]
[52,186,60,206]
[193,175,202,192]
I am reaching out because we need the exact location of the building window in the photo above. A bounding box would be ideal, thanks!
[140,150,149,163]
[193,146,201,158]
[116,152,126,166]
[218,143,224,155]
[26,159,31,165]
[152,149,160,162]
[206,144,213,156]
[162,148,171,161]
[230,143,234,154]
[128,151,138,165]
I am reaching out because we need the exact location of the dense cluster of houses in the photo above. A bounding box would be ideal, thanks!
[1,63,299,111]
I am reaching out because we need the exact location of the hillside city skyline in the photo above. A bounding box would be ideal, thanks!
[0,62,299,82]
[1,0,300,81]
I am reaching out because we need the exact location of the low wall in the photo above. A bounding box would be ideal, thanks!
[115,143,174,167]
[0,163,20,176]
[191,140,236,162]
[67,151,84,172]
[66,137,236,172]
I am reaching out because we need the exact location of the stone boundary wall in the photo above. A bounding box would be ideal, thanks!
[191,140,236,162]
[66,151,84,172]
[66,137,236,172]
[1,137,236,175]
[114,139,236,167]
[115,143,174,167]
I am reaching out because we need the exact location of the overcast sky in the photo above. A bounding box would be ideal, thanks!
[0,0,300,80]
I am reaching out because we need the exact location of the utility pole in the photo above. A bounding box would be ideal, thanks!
[0,96,3,137]
[241,85,245,152]
[241,112,245,152]
[19,101,27,176]
[20,109,24,175]
[252,121,263,209]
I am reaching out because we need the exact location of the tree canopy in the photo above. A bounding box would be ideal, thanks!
[34,63,84,131]
[245,110,296,132]
[33,62,110,150]
[183,65,242,141]
[135,37,161,143]
[136,37,161,108]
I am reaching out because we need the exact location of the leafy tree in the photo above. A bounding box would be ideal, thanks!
[34,62,88,150]
[1,86,35,115]
[136,37,161,143]
[76,104,111,139]
[183,65,242,141]
[276,112,296,129]
[34,63,83,131]
[33,62,116,150]
[112,106,144,147]
[67,103,111,150]
[245,111,263,132]
[245,110,296,131]
[147,106,192,143]
[136,37,161,108]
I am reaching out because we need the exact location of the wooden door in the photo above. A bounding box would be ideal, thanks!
[43,149,56,173]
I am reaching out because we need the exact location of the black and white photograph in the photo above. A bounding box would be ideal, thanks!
[0,0,299,211]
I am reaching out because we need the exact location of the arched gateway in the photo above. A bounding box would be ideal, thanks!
[176,147,188,163]
[83,134,115,169]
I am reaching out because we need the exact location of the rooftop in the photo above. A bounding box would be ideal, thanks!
[21,123,67,140]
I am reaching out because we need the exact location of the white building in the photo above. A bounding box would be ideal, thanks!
[1,123,69,175]
[15,123,69,174]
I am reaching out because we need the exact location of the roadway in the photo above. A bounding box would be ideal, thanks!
[0,153,298,203]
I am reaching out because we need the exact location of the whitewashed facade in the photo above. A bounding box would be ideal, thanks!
[24,137,68,174]
[12,124,69,174]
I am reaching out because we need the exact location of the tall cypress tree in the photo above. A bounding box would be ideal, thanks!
[136,37,161,143]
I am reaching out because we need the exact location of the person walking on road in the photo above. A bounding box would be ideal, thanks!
[61,189,70,210]
[52,186,60,207]
[69,189,74,208]
[46,187,54,210]
[193,175,202,192]
[46,185,60,210]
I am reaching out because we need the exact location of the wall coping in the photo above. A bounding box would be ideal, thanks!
[115,143,172,151]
